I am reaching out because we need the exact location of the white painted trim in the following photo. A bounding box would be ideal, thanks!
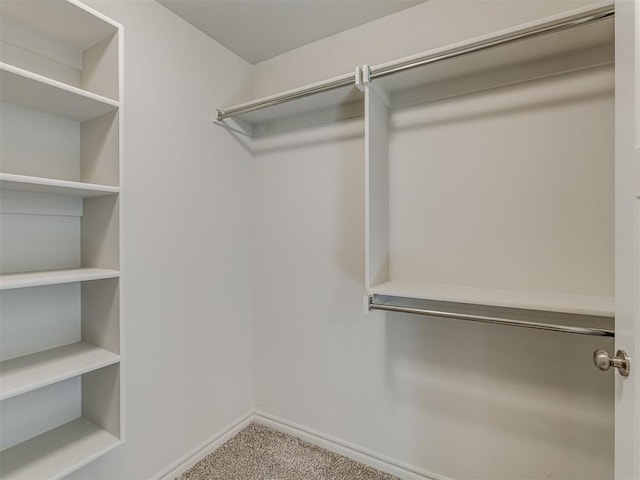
[116,10,126,448]
[253,411,449,480]
[152,411,255,480]
[152,409,450,480]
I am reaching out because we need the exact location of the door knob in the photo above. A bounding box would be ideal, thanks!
[593,349,630,377]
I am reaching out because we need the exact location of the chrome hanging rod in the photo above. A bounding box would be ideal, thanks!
[370,5,614,80]
[216,75,355,121]
[216,5,613,122]
[368,300,615,337]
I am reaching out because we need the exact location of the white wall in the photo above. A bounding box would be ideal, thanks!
[66,1,255,478]
[54,1,616,479]
[250,0,606,98]
[251,1,615,479]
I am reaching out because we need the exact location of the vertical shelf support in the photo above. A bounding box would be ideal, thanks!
[364,66,390,299]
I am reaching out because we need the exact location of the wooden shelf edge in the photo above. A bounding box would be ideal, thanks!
[0,342,120,401]
[0,418,121,480]
[369,281,615,317]
[0,268,120,290]
[0,173,119,197]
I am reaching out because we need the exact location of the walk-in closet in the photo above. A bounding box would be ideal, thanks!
[0,1,637,479]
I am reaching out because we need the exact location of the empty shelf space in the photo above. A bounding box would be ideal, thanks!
[0,268,120,290]
[0,417,121,480]
[0,342,120,400]
[0,173,119,197]
[0,1,119,52]
[0,63,119,121]
[369,281,614,318]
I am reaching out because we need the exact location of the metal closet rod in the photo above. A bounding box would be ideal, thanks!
[215,5,614,121]
[216,76,355,121]
[370,5,614,80]
[368,301,615,337]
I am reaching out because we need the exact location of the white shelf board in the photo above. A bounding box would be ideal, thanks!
[0,173,119,197]
[0,417,121,480]
[0,342,120,401]
[0,0,119,51]
[371,4,614,97]
[0,63,119,121]
[369,281,614,317]
[0,268,120,290]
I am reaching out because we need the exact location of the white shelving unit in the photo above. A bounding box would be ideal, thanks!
[0,0,124,478]
[363,3,616,328]
[215,2,619,334]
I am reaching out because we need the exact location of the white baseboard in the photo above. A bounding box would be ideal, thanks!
[152,410,254,480]
[253,410,448,480]
[153,409,449,480]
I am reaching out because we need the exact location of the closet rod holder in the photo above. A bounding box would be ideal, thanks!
[368,298,615,337]
[216,76,355,121]
[370,5,614,80]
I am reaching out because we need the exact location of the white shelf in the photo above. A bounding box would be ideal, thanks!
[0,268,120,290]
[0,63,119,121]
[0,0,119,51]
[0,173,119,197]
[0,2,124,476]
[0,342,120,401]
[369,281,615,318]
[0,418,121,480]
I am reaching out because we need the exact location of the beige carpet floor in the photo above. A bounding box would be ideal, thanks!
[178,422,400,480]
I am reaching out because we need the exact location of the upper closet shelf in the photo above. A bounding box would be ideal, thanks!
[367,3,614,104]
[0,173,119,197]
[0,63,119,121]
[0,0,118,51]
[215,71,362,134]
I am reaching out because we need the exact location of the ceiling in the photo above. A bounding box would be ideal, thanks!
[158,0,425,64]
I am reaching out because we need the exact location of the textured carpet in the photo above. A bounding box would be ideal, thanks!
[178,422,400,480]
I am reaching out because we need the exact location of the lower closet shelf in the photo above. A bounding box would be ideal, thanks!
[0,342,120,400]
[369,281,615,317]
[0,417,121,480]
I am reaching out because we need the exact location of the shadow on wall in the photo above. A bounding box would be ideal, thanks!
[390,66,613,134]
[384,312,614,474]
[250,116,366,298]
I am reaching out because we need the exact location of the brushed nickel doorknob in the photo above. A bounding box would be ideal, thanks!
[593,349,630,377]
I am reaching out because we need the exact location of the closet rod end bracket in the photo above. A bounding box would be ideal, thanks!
[364,294,374,314]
